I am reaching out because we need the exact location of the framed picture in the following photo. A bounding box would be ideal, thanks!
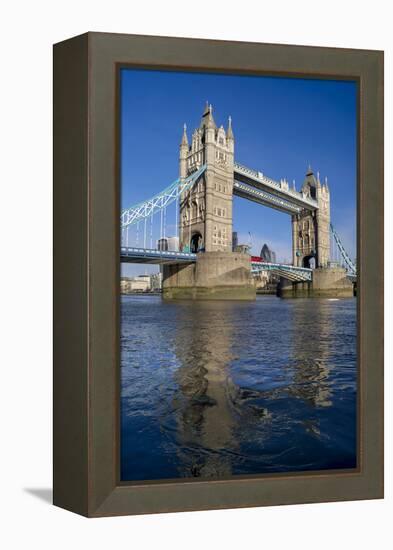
[53,32,383,517]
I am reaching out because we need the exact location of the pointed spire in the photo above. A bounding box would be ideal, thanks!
[324,176,329,191]
[227,115,234,140]
[292,179,296,190]
[181,123,188,146]
[200,101,216,129]
[206,104,215,128]
[307,163,313,175]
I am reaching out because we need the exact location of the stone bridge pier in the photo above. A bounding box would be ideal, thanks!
[162,252,255,301]
[277,266,354,298]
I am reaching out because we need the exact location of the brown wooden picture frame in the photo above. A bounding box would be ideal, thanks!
[53,32,383,517]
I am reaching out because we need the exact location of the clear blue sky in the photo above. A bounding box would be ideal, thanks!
[120,68,356,276]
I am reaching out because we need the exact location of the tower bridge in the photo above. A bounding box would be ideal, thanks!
[121,103,356,300]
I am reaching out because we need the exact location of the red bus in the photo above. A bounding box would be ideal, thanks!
[251,256,265,263]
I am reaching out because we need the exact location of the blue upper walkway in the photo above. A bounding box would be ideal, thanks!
[120,247,197,265]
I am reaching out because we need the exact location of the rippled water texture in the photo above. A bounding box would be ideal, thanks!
[121,295,357,481]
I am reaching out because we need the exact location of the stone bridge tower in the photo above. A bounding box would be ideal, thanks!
[179,103,234,253]
[292,167,330,268]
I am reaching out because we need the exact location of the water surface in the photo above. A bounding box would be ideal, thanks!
[121,295,357,481]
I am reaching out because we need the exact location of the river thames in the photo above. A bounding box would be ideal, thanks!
[120,295,357,481]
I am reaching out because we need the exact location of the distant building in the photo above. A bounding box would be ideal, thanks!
[120,278,132,294]
[157,236,179,251]
[260,243,277,263]
[120,275,151,293]
[136,275,151,287]
[157,238,168,251]
[167,236,179,251]
[253,270,269,289]
[130,279,149,292]
[150,272,163,291]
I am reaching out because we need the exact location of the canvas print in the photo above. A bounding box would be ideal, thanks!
[120,69,357,481]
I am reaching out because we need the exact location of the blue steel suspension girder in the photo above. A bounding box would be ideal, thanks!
[120,165,206,229]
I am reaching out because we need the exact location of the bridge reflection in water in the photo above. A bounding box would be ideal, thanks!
[171,301,237,478]
[120,296,357,481]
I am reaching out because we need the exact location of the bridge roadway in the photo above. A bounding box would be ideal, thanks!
[120,247,313,282]
[251,260,312,282]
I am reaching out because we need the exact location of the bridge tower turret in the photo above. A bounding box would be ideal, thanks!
[179,103,234,253]
[179,123,189,179]
[292,166,330,268]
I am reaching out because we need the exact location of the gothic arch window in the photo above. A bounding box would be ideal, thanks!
[192,200,198,219]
